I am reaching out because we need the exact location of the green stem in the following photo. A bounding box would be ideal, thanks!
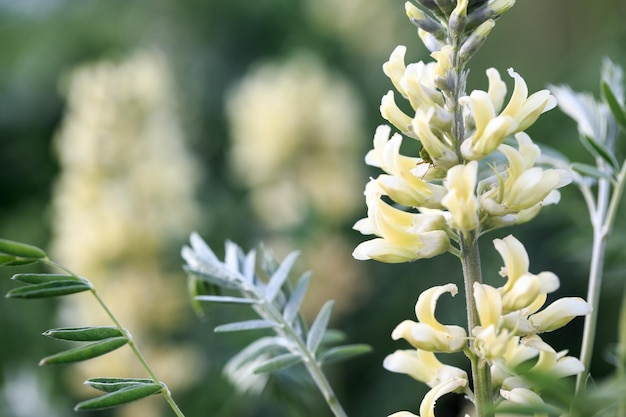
[460,232,494,417]
[47,261,186,417]
[576,160,626,394]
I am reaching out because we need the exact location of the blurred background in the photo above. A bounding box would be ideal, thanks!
[0,0,625,416]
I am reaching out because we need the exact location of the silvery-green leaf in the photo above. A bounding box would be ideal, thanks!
[214,319,278,333]
[183,266,239,290]
[195,295,258,304]
[253,353,302,374]
[226,337,288,370]
[242,249,257,283]
[550,84,606,141]
[43,327,125,341]
[189,232,220,264]
[318,344,373,365]
[84,377,156,393]
[224,240,244,272]
[39,337,129,366]
[74,383,162,410]
[282,271,311,324]
[266,251,300,301]
[307,300,334,353]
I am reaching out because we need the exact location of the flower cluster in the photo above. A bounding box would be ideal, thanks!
[352,1,591,416]
[353,0,571,263]
[383,235,591,416]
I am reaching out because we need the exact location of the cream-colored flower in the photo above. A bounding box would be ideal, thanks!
[500,68,557,132]
[381,90,415,135]
[353,180,450,262]
[391,284,467,352]
[412,107,458,168]
[441,161,480,232]
[383,349,467,387]
[499,387,547,417]
[461,69,556,160]
[493,235,560,313]
[528,297,592,333]
[522,334,585,377]
[365,125,446,207]
[420,377,468,417]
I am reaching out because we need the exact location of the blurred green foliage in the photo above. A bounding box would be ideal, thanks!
[1,0,625,416]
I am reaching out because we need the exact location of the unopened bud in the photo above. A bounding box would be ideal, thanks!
[406,2,447,39]
[458,19,495,64]
[449,0,468,36]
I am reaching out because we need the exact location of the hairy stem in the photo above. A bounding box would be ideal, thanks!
[576,161,626,393]
[460,232,494,417]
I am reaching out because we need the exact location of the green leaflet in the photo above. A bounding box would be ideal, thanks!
[602,81,626,130]
[43,327,126,342]
[12,273,86,284]
[39,336,129,366]
[84,377,158,393]
[6,280,92,299]
[75,383,163,411]
[0,255,38,266]
[0,238,47,259]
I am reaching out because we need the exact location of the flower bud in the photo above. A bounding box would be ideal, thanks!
[406,1,447,39]
[449,0,468,36]
[458,19,495,64]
